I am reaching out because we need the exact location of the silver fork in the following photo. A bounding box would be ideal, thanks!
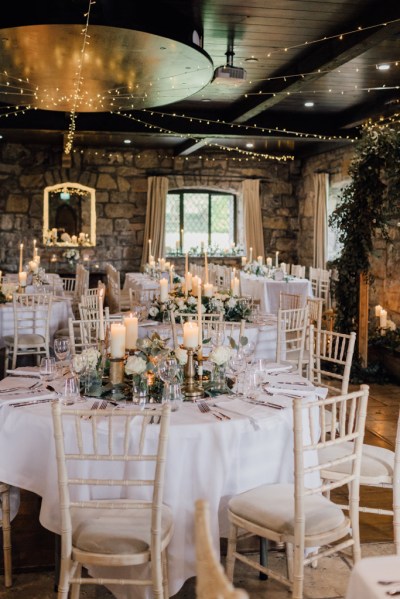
[197,401,228,421]
[99,400,108,409]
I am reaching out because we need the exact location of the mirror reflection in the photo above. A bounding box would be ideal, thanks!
[43,182,96,247]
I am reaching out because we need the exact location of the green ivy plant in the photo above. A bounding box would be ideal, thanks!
[329,124,400,334]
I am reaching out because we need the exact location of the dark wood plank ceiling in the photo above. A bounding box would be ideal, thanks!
[0,0,399,158]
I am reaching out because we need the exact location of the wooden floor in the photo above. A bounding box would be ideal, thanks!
[1,380,399,575]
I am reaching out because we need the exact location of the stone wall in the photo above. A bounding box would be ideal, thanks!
[0,143,300,276]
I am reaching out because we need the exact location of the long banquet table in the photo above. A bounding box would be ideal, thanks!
[0,369,322,598]
[240,272,313,314]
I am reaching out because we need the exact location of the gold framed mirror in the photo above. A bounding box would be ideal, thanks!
[43,182,96,247]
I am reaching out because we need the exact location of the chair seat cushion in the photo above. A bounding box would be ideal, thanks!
[228,483,345,537]
[3,334,45,347]
[319,442,394,482]
[71,504,173,555]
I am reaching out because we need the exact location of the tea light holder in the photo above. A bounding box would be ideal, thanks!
[181,347,204,400]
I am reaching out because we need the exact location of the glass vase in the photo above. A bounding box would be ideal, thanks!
[132,376,149,406]
[210,363,230,395]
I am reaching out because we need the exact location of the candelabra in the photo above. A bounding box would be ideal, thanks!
[181,347,204,400]
[109,357,125,386]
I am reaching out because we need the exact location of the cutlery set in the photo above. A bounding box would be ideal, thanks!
[196,400,230,421]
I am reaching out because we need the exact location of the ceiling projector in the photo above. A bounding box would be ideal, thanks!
[213,64,247,84]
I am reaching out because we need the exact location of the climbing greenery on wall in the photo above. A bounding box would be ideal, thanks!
[329,124,400,334]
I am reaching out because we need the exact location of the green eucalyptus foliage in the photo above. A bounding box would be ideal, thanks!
[329,125,400,334]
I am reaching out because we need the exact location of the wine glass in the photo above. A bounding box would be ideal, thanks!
[210,324,225,348]
[228,351,247,396]
[54,337,71,374]
[61,377,80,405]
[39,357,56,385]
[157,356,182,411]
[70,353,88,401]
[242,340,256,370]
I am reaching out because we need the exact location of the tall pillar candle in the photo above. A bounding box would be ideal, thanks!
[33,239,37,259]
[98,287,105,341]
[169,265,174,286]
[185,272,192,295]
[231,277,240,296]
[160,278,169,302]
[185,252,189,275]
[203,283,213,297]
[249,247,253,263]
[197,282,203,353]
[18,271,27,288]
[19,243,24,272]
[375,304,382,317]
[204,251,209,284]
[275,251,279,268]
[29,260,39,274]
[124,314,138,350]
[192,275,200,296]
[241,256,247,266]
[257,255,263,265]
[266,257,272,268]
[380,309,387,329]
[110,323,126,359]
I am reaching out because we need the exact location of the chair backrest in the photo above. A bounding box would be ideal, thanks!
[68,313,121,353]
[195,499,249,599]
[75,265,89,299]
[310,328,356,395]
[307,297,324,330]
[61,276,76,293]
[169,311,224,350]
[12,292,53,343]
[279,292,301,310]
[291,264,306,278]
[51,402,171,570]
[129,286,156,308]
[296,384,369,530]
[276,306,309,372]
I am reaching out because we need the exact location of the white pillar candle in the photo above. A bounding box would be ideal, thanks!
[19,243,24,272]
[185,272,192,293]
[231,277,240,296]
[185,252,189,275]
[159,258,166,271]
[52,228,58,241]
[281,262,286,274]
[183,321,199,349]
[110,323,126,358]
[266,257,272,267]
[275,251,279,268]
[204,251,209,284]
[169,265,174,286]
[33,239,37,259]
[192,275,200,296]
[71,235,78,244]
[124,314,138,350]
[203,283,213,297]
[98,288,105,341]
[165,261,170,270]
[18,271,27,287]
[375,304,382,317]
[257,255,263,265]
[197,283,203,352]
[380,309,387,329]
[241,256,247,266]
[29,260,39,274]
[160,278,169,302]
[34,255,41,265]
[248,247,252,263]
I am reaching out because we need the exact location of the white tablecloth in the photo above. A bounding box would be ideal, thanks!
[0,375,319,598]
[345,555,400,599]
[0,297,73,348]
[240,273,313,314]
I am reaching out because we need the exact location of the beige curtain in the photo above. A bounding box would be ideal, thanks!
[313,172,329,269]
[141,176,169,267]
[243,179,264,259]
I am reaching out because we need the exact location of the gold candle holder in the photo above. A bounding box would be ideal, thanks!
[181,347,204,400]
[109,357,125,386]
[18,285,26,294]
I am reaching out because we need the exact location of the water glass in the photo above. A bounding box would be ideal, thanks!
[132,377,149,406]
[39,357,56,383]
[161,382,183,412]
[61,377,80,405]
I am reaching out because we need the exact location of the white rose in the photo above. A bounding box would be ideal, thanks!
[83,347,100,369]
[209,345,231,365]
[388,320,397,331]
[177,298,185,308]
[175,347,188,365]
[125,355,147,376]
[187,296,197,306]
[148,306,159,317]
[226,298,236,308]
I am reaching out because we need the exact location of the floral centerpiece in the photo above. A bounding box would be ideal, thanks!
[206,344,232,394]
[148,289,251,323]
[242,261,271,277]
[63,248,80,267]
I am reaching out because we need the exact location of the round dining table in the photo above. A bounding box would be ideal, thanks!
[0,368,321,598]
[240,272,313,314]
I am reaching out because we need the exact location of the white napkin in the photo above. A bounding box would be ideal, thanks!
[0,391,56,407]
[0,377,42,392]
[6,366,41,377]
[264,373,315,396]
[214,397,279,420]
[139,320,159,327]
[259,362,293,374]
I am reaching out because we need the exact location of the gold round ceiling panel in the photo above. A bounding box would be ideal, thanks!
[0,24,214,112]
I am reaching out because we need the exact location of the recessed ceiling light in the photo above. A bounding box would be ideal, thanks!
[0,135,3,139]
[123,139,132,144]
[246,142,254,148]
[201,98,211,102]
[376,63,390,71]
[304,101,314,108]
[245,57,258,63]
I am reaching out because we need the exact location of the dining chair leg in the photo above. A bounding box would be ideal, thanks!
[53,533,61,592]
[1,486,12,588]
[259,537,268,580]
[225,521,237,582]
[162,549,169,599]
